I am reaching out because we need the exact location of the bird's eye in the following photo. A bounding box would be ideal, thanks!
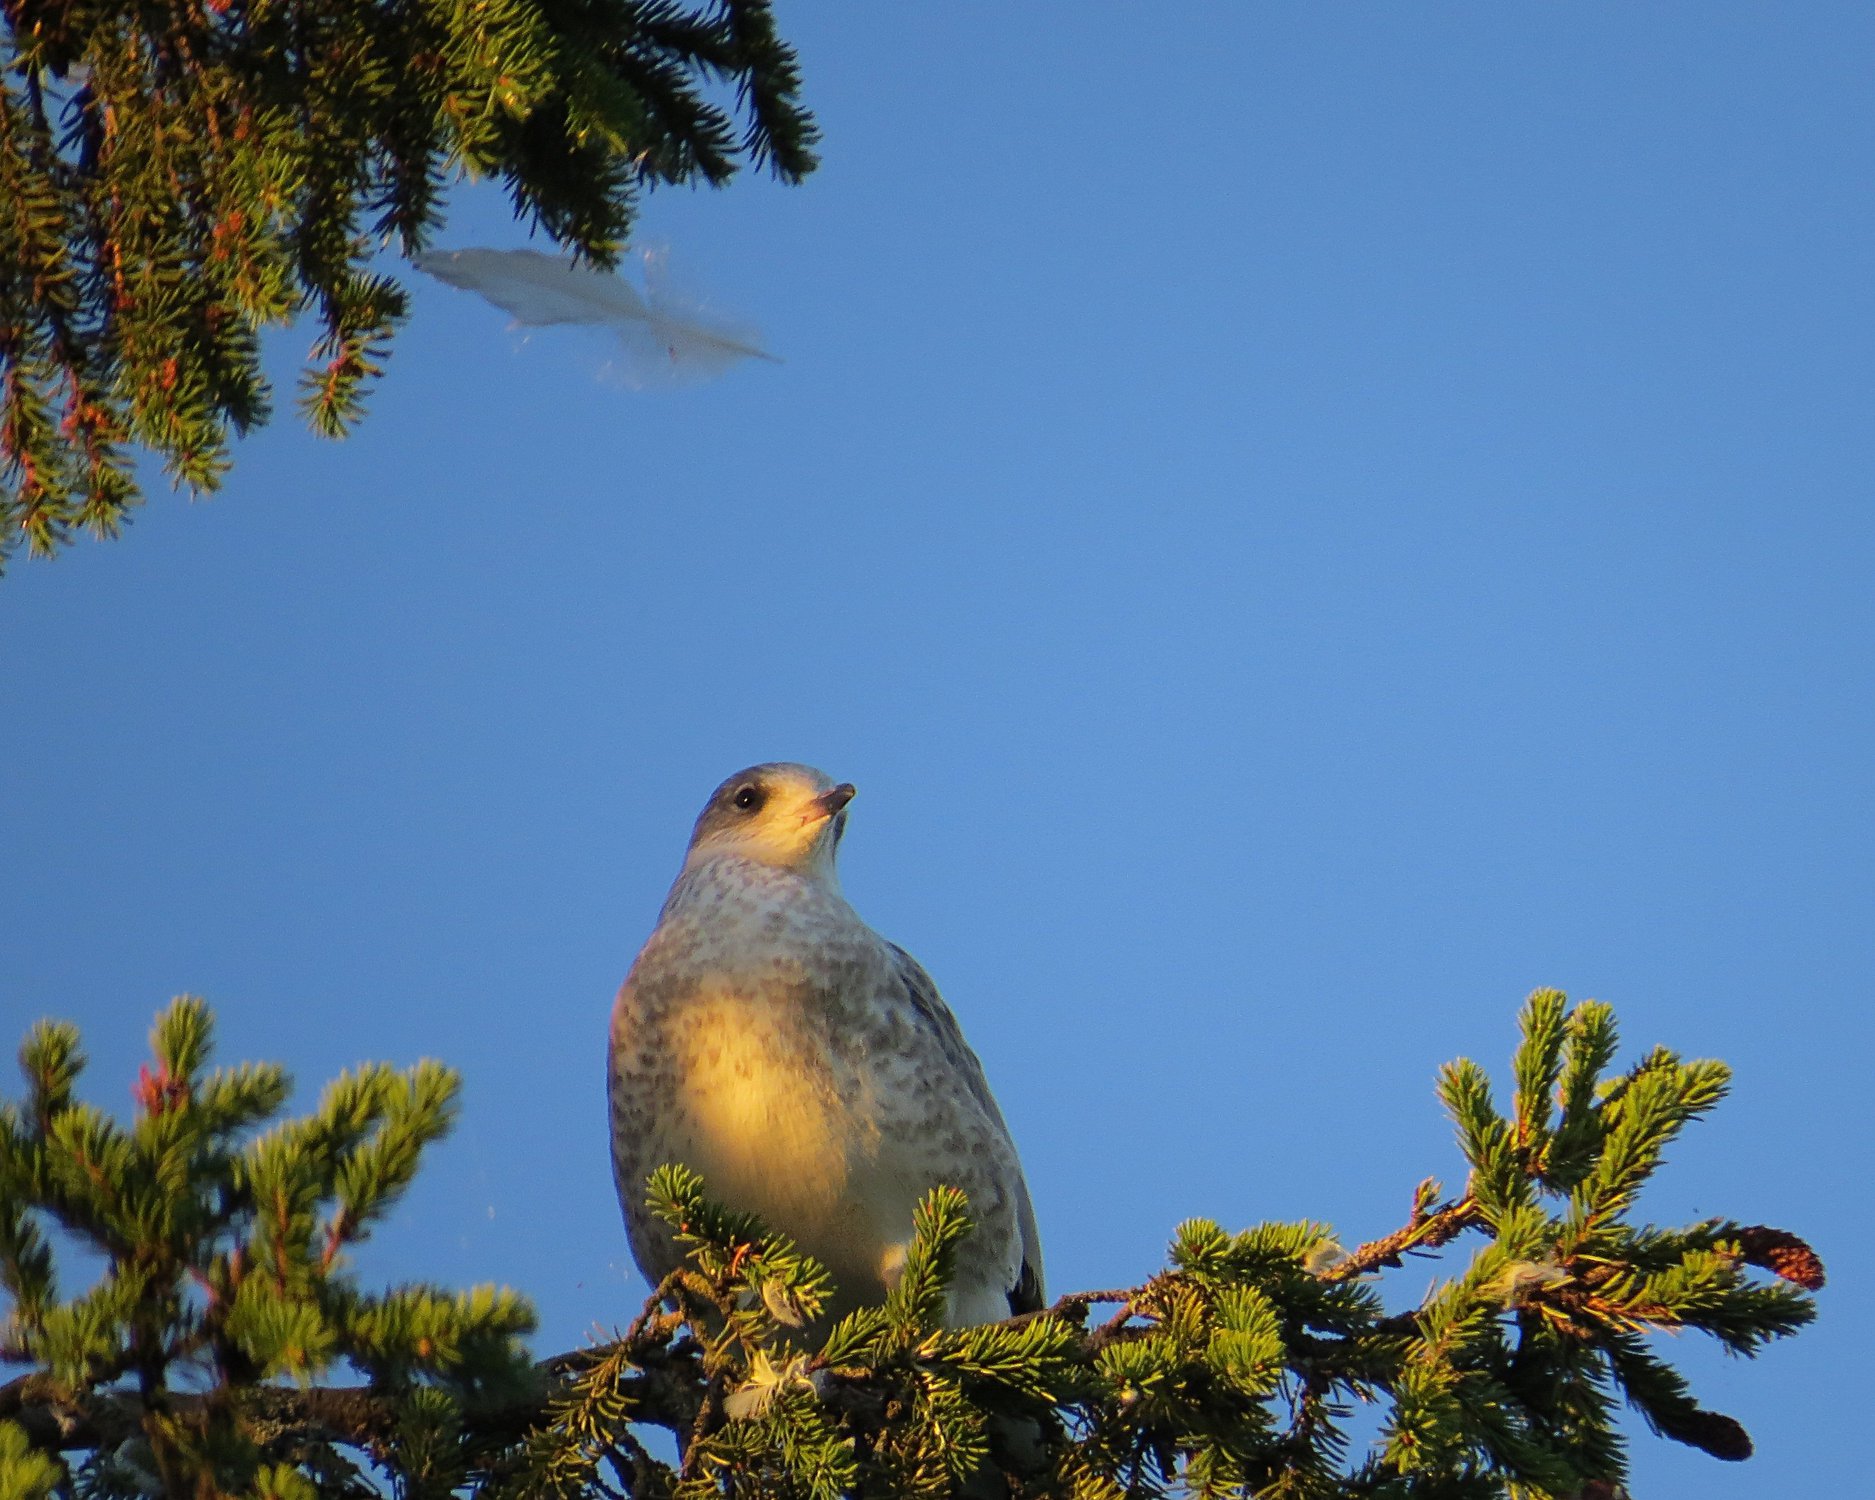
[732,785,763,812]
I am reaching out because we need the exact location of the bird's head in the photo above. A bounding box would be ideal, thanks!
[684,763,856,881]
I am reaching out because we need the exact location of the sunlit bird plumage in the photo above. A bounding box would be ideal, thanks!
[607,763,1042,1326]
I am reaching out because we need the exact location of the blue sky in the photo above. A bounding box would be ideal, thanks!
[2,3,1869,1491]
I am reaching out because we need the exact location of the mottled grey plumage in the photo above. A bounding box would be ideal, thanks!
[608,763,1043,1326]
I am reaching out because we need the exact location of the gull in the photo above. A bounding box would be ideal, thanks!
[608,763,1043,1326]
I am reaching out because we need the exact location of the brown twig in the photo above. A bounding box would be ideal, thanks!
[1319,1192,1484,1283]
[0,1273,714,1461]
[0,1348,716,1458]
[682,1370,727,1477]
[1088,1297,1143,1349]
[1003,1287,1135,1331]
[0,1274,1155,1463]
[1048,1288,1134,1314]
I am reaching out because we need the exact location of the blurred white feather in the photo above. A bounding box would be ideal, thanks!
[411,246,779,387]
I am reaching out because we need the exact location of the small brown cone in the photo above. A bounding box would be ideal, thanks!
[1734,1225,1826,1290]
[1659,1407,1753,1462]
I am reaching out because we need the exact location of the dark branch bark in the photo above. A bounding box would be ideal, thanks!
[0,1247,1413,1460]
[1322,1193,1484,1282]
[0,1341,708,1457]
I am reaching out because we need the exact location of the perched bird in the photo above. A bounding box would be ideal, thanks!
[608,763,1043,1327]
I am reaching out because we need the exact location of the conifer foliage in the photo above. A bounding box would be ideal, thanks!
[0,0,817,565]
[0,997,535,1497]
[0,992,1823,1498]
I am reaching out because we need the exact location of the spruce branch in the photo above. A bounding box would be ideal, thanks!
[0,991,1824,1498]
[0,0,818,567]
[0,996,536,1493]
[1319,1183,1483,1283]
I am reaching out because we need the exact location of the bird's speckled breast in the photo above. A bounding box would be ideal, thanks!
[609,857,899,1288]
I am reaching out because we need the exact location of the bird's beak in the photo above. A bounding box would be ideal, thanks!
[814,783,857,819]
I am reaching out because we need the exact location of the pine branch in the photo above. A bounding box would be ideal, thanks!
[0,991,1825,1499]
[0,0,818,567]
[1320,1182,1483,1283]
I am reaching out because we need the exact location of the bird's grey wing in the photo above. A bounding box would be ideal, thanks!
[608,964,693,1290]
[886,942,1046,1314]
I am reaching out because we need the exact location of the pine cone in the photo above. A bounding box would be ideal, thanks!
[1734,1226,1826,1290]
[1658,1407,1753,1462]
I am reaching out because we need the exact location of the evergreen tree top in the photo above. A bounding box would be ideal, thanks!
[0,0,817,567]
[0,990,1824,1499]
